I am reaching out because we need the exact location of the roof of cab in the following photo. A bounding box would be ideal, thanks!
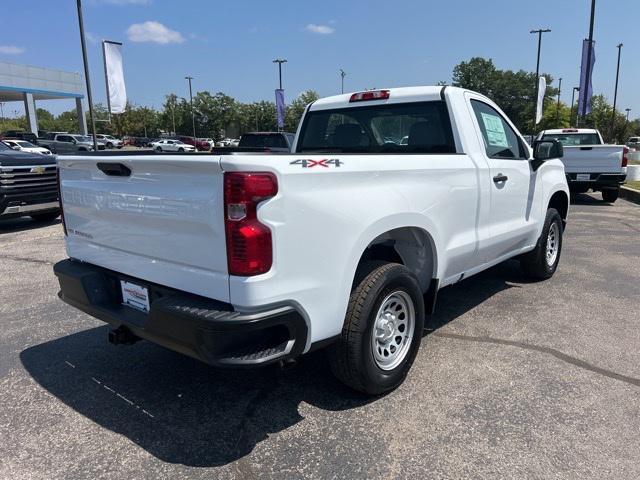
[309,86,457,111]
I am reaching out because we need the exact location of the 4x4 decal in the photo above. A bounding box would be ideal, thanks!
[290,159,343,168]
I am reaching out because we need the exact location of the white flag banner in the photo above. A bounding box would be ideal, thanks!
[103,41,127,114]
[536,76,546,125]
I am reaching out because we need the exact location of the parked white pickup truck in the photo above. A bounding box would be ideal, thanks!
[536,128,628,202]
[53,86,569,394]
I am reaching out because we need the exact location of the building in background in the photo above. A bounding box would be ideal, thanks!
[0,61,86,135]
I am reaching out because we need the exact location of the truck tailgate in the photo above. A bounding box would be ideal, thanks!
[59,155,229,302]
[561,146,624,174]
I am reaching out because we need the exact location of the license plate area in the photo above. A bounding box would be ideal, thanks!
[576,173,591,181]
[120,280,150,313]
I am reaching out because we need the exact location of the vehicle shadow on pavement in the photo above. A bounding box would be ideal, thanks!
[425,259,530,332]
[569,192,611,206]
[20,262,525,468]
[0,217,61,234]
[20,327,373,467]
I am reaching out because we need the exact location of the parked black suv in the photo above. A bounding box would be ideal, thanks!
[0,141,60,222]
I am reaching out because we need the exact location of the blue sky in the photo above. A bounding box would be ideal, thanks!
[2,0,638,118]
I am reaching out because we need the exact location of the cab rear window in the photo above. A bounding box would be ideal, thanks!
[298,101,456,154]
[541,133,601,146]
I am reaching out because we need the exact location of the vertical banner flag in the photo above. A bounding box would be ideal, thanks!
[102,41,127,114]
[577,39,595,117]
[275,89,285,129]
[536,76,546,124]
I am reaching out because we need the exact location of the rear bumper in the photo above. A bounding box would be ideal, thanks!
[53,259,308,367]
[566,173,626,189]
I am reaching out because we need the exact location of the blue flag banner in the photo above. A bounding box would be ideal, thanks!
[275,89,285,128]
[577,39,595,117]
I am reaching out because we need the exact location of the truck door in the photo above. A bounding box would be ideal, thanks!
[56,135,74,154]
[468,99,538,261]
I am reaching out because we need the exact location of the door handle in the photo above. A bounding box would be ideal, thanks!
[97,162,131,177]
[493,173,508,183]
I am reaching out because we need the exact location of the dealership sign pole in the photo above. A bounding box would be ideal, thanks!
[76,0,98,150]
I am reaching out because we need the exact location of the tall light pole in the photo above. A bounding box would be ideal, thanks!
[570,87,580,126]
[610,43,623,141]
[272,59,287,90]
[580,0,596,124]
[530,28,552,132]
[626,108,632,123]
[76,0,98,150]
[185,76,196,141]
[340,68,346,94]
[556,77,562,126]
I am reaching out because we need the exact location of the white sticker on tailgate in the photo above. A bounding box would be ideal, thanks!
[576,173,591,181]
[120,280,150,313]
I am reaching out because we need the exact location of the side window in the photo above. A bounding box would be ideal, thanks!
[471,100,525,159]
[58,135,72,143]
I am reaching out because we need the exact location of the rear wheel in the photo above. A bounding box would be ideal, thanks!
[30,210,60,222]
[602,188,619,203]
[327,262,425,395]
[520,208,563,280]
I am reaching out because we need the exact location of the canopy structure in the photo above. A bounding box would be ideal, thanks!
[0,61,87,135]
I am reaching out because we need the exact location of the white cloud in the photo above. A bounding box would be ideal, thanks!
[85,32,98,44]
[0,45,25,55]
[126,21,185,44]
[305,24,335,35]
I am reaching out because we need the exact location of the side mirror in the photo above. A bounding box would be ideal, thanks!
[533,139,563,161]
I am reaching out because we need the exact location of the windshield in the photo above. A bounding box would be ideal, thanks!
[73,135,92,142]
[17,141,35,148]
[297,101,456,154]
[541,133,601,146]
[0,142,10,151]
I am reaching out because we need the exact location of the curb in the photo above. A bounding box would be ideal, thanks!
[620,186,640,205]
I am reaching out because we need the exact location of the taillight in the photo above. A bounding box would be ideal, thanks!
[56,167,67,236]
[224,172,278,276]
[349,90,390,102]
[622,147,629,168]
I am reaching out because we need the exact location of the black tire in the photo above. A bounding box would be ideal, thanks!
[327,262,425,395]
[520,208,563,280]
[602,188,619,203]
[30,210,60,222]
[106,142,113,149]
[178,147,185,152]
[155,146,163,152]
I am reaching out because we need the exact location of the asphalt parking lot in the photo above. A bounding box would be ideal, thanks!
[1,193,639,480]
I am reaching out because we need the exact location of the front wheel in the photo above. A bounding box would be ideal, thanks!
[178,147,185,152]
[602,188,619,203]
[155,146,163,152]
[327,262,425,395]
[520,208,563,280]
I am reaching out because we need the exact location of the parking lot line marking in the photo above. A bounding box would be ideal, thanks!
[434,332,640,388]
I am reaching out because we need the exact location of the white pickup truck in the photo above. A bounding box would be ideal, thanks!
[536,128,628,202]
[54,86,569,394]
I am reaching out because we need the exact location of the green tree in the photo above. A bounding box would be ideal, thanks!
[452,57,559,134]
[285,90,320,132]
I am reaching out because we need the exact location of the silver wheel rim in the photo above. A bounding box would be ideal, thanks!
[546,222,559,267]
[371,290,415,371]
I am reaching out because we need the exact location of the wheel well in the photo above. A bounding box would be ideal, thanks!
[548,191,569,227]
[357,227,436,292]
